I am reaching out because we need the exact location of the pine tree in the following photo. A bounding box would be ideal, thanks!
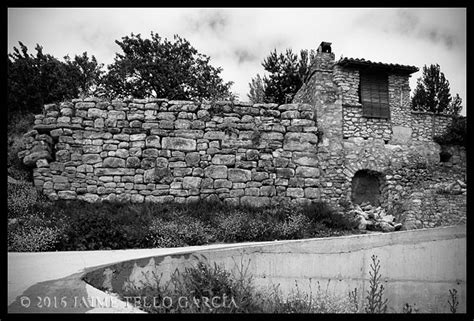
[411,64,461,115]
[248,49,316,104]
[247,74,266,103]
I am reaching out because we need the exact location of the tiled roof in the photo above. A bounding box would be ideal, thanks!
[337,57,419,74]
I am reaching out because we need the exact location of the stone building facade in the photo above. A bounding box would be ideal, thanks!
[18,41,465,228]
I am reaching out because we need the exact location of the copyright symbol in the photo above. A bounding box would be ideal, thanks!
[20,296,31,308]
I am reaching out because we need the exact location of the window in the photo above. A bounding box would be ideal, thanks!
[359,71,390,119]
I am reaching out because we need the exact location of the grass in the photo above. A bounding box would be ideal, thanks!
[7,183,358,252]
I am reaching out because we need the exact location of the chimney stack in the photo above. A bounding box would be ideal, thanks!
[314,41,335,70]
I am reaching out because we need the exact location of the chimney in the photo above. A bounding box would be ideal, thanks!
[317,41,332,53]
[314,41,335,70]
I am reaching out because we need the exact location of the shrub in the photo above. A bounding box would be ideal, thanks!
[55,201,153,251]
[300,202,354,230]
[215,210,249,242]
[145,218,186,248]
[123,258,259,313]
[8,198,65,252]
[433,116,466,146]
[8,112,34,181]
[145,216,214,248]
[8,225,62,252]
[273,213,312,240]
[122,258,357,313]
[7,181,38,219]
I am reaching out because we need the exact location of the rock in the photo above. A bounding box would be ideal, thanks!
[23,151,52,166]
[304,187,321,199]
[79,193,100,203]
[228,168,251,182]
[82,154,102,164]
[377,221,395,232]
[295,166,320,178]
[355,209,368,220]
[246,150,259,161]
[286,188,304,198]
[283,132,318,151]
[58,191,77,200]
[204,165,228,179]
[394,223,403,231]
[162,137,197,151]
[381,215,395,223]
[183,176,202,189]
[212,154,236,166]
[103,157,126,168]
[145,135,161,148]
[293,153,319,166]
[126,156,141,168]
[457,180,466,188]
[276,168,295,178]
[7,176,19,184]
[357,216,368,230]
[241,196,270,207]
[185,152,201,166]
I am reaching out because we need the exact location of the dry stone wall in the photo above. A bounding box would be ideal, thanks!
[20,98,325,207]
[17,45,466,232]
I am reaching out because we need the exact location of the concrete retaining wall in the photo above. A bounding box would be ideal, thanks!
[83,225,466,313]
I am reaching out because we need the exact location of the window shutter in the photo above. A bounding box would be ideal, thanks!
[360,72,390,119]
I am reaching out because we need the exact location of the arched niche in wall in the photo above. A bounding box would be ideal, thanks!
[351,169,385,206]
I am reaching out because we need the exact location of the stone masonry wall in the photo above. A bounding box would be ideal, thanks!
[17,46,465,232]
[334,67,454,142]
[291,48,465,230]
[20,98,324,207]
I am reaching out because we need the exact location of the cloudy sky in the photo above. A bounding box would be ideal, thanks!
[8,8,466,114]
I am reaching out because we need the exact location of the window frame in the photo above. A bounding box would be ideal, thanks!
[359,70,390,119]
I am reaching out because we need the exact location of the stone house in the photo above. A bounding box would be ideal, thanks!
[294,42,465,217]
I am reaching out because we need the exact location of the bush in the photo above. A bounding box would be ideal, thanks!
[121,258,356,313]
[8,225,62,252]
[8,197,65,252]
[123,258,260,313]
[273,213,312,240]
[300,202,354,230]
[55,201,153,251]
[145,216,214,248]
[7,181,38,219]
[434,116,466,146]
[8,196,356,251]
[8,112,34,181]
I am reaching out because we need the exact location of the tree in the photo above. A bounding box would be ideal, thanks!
[64,52,105,97]
[8,42,104,119]
[8,42,77,117]
[249,48,316,104]
[247,74,266,103]
[447,93,463,116]
[103,32,233,100]
[411,64,462,115]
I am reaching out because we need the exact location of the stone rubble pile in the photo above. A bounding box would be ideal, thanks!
[433,180,467,195]
[350,202,402,232]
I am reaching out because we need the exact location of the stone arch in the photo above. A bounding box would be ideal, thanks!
[351,169,386,206]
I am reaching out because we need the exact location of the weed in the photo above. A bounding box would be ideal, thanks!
[448,288,459,313]
[364,254,388,313]
[348,288,360,313]
[402,302,418,313]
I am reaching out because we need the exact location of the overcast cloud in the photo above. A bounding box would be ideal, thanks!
[7,8,466,114]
